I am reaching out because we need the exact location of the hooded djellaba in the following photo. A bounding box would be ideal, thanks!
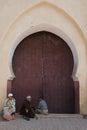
[20,95,36,120]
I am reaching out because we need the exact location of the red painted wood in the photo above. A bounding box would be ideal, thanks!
[7,80,12,96]
[12,31,75,113]
[42,32,74,113]
[12,33,43,111]
[74,81,80,113]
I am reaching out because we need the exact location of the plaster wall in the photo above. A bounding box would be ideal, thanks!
[0,0,87,114]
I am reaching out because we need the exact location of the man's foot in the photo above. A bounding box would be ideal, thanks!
[35,115,38,120]
[12,115,15,120]
[23,116,30,121]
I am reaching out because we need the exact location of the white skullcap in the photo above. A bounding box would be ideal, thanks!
[8,93,13,97]
[26,95,31,99]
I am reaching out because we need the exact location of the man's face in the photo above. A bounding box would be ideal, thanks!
[8,96,13,100]
[27,98,31,102]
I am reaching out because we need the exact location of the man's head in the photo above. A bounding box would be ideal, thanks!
[8,93,13,100]
[39,96,43,101]
[26,95,32,102]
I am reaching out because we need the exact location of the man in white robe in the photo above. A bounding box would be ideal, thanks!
[3,93,16,121]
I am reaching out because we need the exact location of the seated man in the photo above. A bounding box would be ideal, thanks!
[37,97,48,115]
[20,95,35,120]
[3,93,16,121]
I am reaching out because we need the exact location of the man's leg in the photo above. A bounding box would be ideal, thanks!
[11,112,15,120]
[23,112,30,121]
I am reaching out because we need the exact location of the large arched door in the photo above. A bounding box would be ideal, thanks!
[12,31,75,113]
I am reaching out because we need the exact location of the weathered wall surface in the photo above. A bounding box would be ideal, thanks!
[0,0,87,114]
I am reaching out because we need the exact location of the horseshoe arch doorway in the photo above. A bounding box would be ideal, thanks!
[12,31,75,113]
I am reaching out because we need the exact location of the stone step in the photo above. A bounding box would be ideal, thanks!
[37,114,83,119]
[16,113,83,119]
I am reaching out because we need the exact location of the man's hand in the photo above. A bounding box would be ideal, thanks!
[25,109,28,113]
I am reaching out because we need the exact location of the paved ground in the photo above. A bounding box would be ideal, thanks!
[0,114,87,130]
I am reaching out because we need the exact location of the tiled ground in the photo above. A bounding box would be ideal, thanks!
[0,114,87,130]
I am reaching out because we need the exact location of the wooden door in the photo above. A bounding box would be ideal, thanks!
[12,33,43,111]
[42,32,74,113]
[12,31,75,113]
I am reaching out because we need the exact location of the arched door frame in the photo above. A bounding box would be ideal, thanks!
[9,25,78,81]
[7,24,79,113]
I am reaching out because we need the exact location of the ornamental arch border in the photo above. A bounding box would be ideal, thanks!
[9,24,78,82]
